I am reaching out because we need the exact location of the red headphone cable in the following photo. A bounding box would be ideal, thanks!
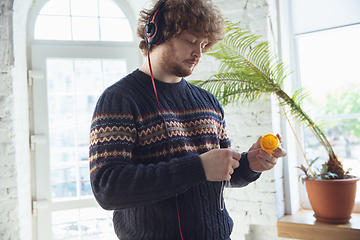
[147,52,184,240]
[148,52,162,112]
[175,196,185,240]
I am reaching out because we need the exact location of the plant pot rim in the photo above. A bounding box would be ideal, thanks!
[304,175,360,182]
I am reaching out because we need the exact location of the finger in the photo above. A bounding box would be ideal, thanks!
[225,174,232,181]
[276,133,283,143]
[232,160,240,169]
[248,136,261,152]
[258,154,277,169]
[231,149,241,161]
[259,150,278,163]
[272,147,287,158]
[255,136,262,147]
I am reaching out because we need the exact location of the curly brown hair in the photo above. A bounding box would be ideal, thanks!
[137,0,225,56]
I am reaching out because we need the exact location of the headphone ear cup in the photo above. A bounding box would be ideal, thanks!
[144,0,165,47]
[145,23,156,38]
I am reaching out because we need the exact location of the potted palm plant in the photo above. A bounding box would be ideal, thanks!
[193,21,359,223]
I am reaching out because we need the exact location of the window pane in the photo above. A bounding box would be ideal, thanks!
[49,128,76,153]
[80,167,92,196]
[48,95,75,129]
[51,168,77,199]
[72,17,100,41]
[40,0,70,15]
[76,95,97,155]
[304,118,360,201]
[102,60,127,86]
[299,27,360,114]
[47,58,126,200]
[70,0,98,17]
[35,16,72,40]
[50,147,76,164]
[74,60,103,92]
[47,59,74,93]
[52,208,117,240]
[100,18,133,41]
[35,0,133,41]
[99,0,126,18]
[298,25,360,202]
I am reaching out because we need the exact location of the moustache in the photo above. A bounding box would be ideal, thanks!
[185,59,199,64]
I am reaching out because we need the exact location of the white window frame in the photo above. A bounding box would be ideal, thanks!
[27,0,142,239]
[277,0,360,215]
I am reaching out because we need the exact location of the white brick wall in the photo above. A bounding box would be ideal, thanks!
[192,1,287,239]
[0,0,21,238]
[0,0,32,239]
[0,0,291,239]
[12,0,33,238]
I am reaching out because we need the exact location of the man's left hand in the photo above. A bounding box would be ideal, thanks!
[247,134,287,172]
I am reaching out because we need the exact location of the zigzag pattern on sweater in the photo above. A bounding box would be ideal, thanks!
[135,108,223,122]
[134,141,220,161]
[89,149,132,164]
[89,125,137,147]
[92,112,134,122]
[89,141,220,166]
[167,118,226,137]
[90,109,227,145]
[90,119,227,146]
[137,118,226,145]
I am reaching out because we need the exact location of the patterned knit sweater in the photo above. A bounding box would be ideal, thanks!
[89,69,261,240]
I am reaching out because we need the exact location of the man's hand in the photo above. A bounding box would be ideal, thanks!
[247,134,287,172]
[200,149,241,181]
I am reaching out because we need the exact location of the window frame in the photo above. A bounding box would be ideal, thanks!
[27,0,142,239]
[27,0,138,43]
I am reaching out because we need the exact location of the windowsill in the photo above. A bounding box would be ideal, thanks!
[277,209,360,240]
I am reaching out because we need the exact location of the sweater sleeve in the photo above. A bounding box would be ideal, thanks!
[89,91,207,210]
[230,152,261,187]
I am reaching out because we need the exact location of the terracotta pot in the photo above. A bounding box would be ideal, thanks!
[305,176,359,224]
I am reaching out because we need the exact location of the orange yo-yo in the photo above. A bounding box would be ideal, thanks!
[260,133,280,154]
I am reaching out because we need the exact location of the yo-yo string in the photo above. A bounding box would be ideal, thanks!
[219,180,229,210]
[247,147,263,153]
[219,146,271,210]
[219,147,262,210]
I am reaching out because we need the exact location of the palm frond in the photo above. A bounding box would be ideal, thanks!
[194,21,336,163]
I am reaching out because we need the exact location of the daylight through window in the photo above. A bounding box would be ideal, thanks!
[34,0,133,41]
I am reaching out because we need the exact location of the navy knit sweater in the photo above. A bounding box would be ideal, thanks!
[89,69,261,240]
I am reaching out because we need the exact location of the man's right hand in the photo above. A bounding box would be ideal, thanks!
[199,149,241,181]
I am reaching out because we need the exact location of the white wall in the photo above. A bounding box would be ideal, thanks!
[0,0,32,239]
[189,0,285,239]
[0,0,288,239]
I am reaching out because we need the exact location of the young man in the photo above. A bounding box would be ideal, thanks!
[89,0,287,239]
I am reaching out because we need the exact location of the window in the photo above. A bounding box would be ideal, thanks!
[278,0,360,214]
[29,0,140,239]
[52,207,115,240]
[297,25,360,202]
[47,58,127,202]
[34,0,133,41]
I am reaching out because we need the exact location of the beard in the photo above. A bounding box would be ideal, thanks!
[159,42,199,78]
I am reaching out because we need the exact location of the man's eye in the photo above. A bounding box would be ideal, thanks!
[187,40,196,44]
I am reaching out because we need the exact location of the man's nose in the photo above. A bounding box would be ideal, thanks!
[192,43,202,58]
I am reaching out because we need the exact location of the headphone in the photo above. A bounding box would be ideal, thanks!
[144,0,165,48]
[144,3,185,239]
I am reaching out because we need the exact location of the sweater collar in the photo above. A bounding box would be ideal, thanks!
[134,69,187,91]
